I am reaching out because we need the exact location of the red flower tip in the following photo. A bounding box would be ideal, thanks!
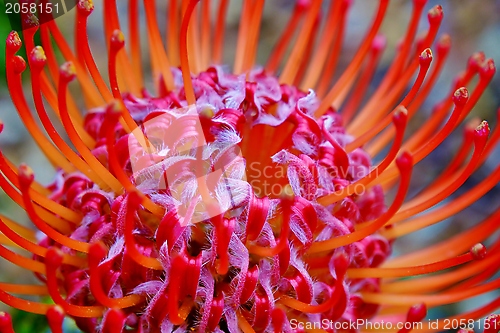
[393,106,408,127]
[419,48,433,66]
[0,120,4,134]
[102,309,126,333]
[46,305,65,333]
[475,120,490,139]
[407,303,427,323]
[458,329,475,333]
[88,242,108,269]
[29,46,47,69]
[6,31,21,53]
[427,5,443,23]
[437,34,452,55]
[453,87,469,106]
[12,56,26,75]
[470,243,487,260]
[333,251,349,277]
[468,51,486,72]
[371,35,387,53]
[59,62,76,82]
[110,30,125,50]
[45,247,64,268]
[395,152,413,171]
[0,312,15,333]
[77,0,94,15]
[18,163,34,182]
[479,58,496,79]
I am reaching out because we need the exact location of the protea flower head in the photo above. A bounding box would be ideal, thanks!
[0,0,499,332]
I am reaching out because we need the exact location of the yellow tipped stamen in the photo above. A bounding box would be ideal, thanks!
[279,0,322,85]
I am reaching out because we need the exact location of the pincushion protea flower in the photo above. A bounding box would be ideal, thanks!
[0,0,499,332]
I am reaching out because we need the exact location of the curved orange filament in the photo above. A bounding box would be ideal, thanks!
[315,0,389,117]
[317,109,407,207]
[58,63,123,193]
[347,245,481,278]
[0,283,48,295]
[233,0,254,74]
[0,215,34,241]
[0,217,86,268]
[213,0,229,64]
[362,277,500,307]
[308,152,413,254]
[265,0,306,74]
[5,49,74,173]
[382,245,500,294]
[314,0,350,96]
[45,248,105,317]
[0,244,46,274]
[0,164,72,234]
[103,0,139,95]
[75,4,114,103]
[19,167,90,253]
[128,0,144,90]
[180,0,200,105]
[143,0,175,92]
[0,289,51,315]
[341,35,386,124]
[200,0,212,70]
[46,20,104,108]
[88,242,145,308]
[279,0,322,85]
[103,108,164,216]
[385,208,500,268]
[123,193,163,270]
[29,46,109,190]
[382,163,500,239]
[345,49,432,151]
[241,0,265,73]
[237,310,257,333]
[347,5,443,132]
[367,35,450,156]
[167,0,180,66]
[390,124,488,224]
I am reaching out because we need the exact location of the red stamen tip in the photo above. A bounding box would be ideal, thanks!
[12,56,26,75]
[407,303,427,322]
[457,329,475,333]
[333,251,349,277]
[18,163,34,181]
[419,48,433,66]
[0,311,15,333]
[111,30,125,50]
[102,308,126,333]
[475,120,490,138]
[0,120,4,134]
[46,305,65,332]
[60,62,76,82]
[45,247,64,268]
[484,314,500,333]
[452,87,469,106]
[30,46,47,69]
[77,0,94,15]
[89,242,108,268]
[372,35,387,53]
[6,31,21,53]
[437,34,451,54]
[468,52,486,72]
[470,243,487,260]
[428,5,443,23]
[396,152,413,171]
[479,58,496,79]
[393,106,408,125]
